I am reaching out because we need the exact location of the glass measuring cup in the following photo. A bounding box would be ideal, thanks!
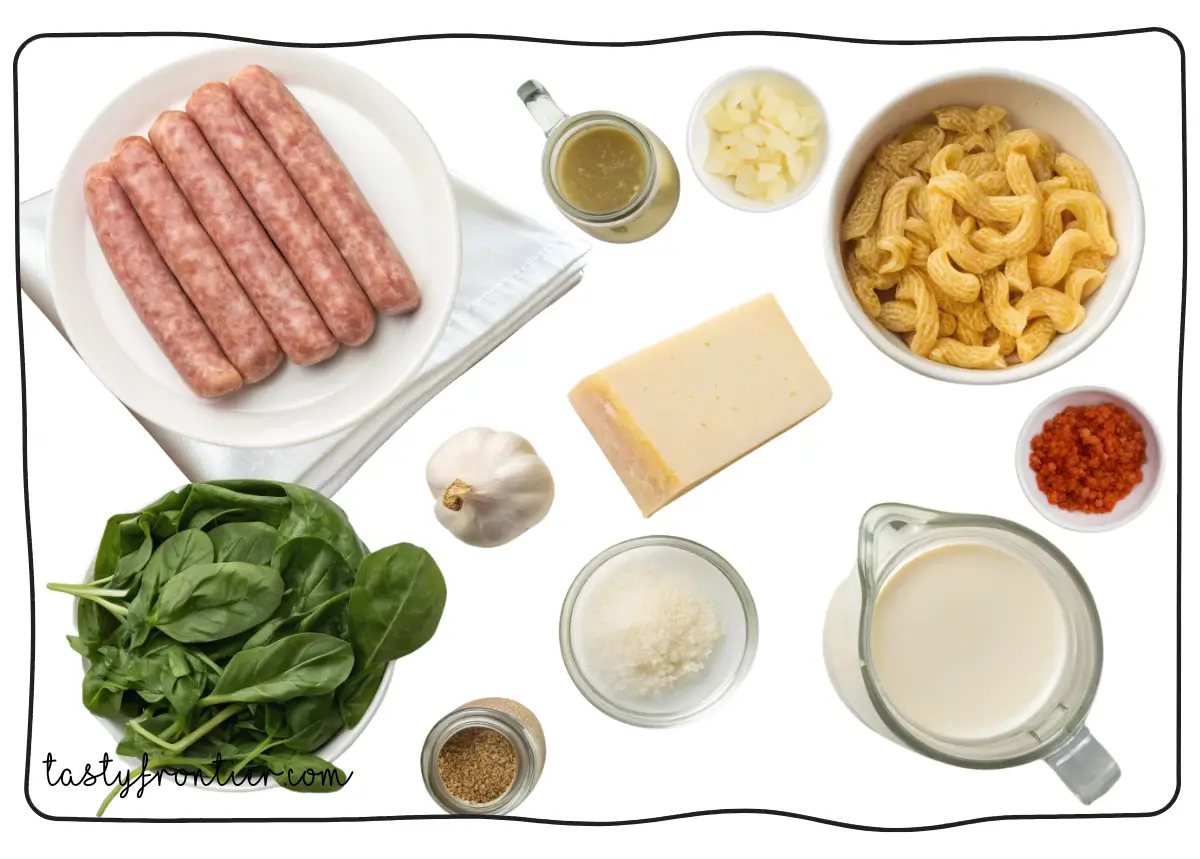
[822,503,1120,804]
[518,80,680,243]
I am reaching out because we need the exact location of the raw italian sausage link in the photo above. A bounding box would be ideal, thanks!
[185,83,376,346]
[84,163,243,398]
[230,64,421,315]
[109,136,282,383]
[149,110,339,366]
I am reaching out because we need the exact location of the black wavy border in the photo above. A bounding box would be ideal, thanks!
[14,27,1184,827]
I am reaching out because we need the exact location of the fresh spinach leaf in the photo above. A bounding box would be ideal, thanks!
[277,484,367,572]
[200,633,354,705]
[97,486,192,586]
[76,598,116,649]
[67,634,93,659]
[273,537,354,617]
[143,530,214,590]
[209,522,283,565]
[153,563,283,643]
[125,530,216,638]
[115,713,177,758]
[349,543,446,669]
[199,627,258,661]
[283,692,342,753]
[82,664,126,718]
[109,512,156,589]
[240,616,293,651]
[179,483,291,532]
[299,591,350,636]
[263,703,287,738]
[126,644,211,719]
[152,510,183,540]
[242,591,350,651]
[336,663,385,730]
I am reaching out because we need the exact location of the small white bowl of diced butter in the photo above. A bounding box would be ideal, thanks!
[688,67,828,212]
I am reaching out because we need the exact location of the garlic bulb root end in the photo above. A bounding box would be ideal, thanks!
[442,478,473,511]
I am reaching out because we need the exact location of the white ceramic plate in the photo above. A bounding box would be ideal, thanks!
[47,45,460,448]
[1014,386,1163,532]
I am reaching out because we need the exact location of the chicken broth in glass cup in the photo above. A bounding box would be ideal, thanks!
[519,80,679,243]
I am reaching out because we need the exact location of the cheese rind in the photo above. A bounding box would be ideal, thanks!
[568,293,832,516]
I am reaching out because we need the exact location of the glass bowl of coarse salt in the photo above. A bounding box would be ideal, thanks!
[559,535,759,727]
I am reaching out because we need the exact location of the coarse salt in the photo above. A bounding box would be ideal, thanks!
[580,564,723,698]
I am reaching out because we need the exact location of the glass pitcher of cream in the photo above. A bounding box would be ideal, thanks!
[518,80,680,243]
[823,503,1119,805]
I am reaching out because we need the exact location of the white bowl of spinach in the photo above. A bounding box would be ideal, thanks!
[47,480,447,816]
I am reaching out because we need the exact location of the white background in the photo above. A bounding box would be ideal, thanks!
[2,1,1195,856]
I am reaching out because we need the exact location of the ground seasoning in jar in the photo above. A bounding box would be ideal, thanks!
[421,697,546,815]
[1029,402,1147,513]
[436,727,517,805]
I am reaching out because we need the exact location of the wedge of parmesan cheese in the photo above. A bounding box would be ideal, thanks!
[568,294,832,516]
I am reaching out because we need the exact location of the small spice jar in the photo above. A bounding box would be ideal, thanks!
[420,697,546,815]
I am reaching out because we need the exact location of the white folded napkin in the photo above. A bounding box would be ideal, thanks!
[19,176,589,495]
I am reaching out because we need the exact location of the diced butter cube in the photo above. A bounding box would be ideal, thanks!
[776,104,802,133]
[704,104,740,132]
[764,126,801,156]
[760,93,787,121]
[757,162,782,182]
[765,176,789,201]
[756,84,779,107]
[719,130,745,149]
[704,149,728,175]
[733,164,760,195]
[735,137,760,160]
[742,123,768,145]
[789,115,820,138]
[785,149,807,182]
[568,294,833,516]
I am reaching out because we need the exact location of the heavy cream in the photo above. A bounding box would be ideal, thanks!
[869,542,1070,742]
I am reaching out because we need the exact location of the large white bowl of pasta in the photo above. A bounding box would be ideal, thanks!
[826,69,1143,383]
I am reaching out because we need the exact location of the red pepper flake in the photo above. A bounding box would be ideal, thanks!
[1029,402,1147,514]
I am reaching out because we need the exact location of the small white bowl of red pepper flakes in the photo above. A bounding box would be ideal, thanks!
[1015,386,1163,533]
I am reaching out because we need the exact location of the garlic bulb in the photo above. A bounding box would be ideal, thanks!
[426,428,555,548]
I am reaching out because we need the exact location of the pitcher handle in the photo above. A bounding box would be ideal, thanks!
[518,80,568,137]
[1044,726,1121,804]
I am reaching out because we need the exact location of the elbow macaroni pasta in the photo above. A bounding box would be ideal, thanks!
[841,162,895,240]
[1015,287,1087,333]
[926,246,982,302]
[875,139,927,176]
[1004,255,1032,294]
[1039,188,1118,256]
[1063,268,1107,303]
[895,268,941,357]
[980,269,1029,337]
[967,196,1041,258]
[976,171,1011,195]
[1053,152,1099,193]
[927,186,1005,273]
[1029,228,1093,286]
[840,102,1119,369]
[877,176,926,273]
[880,301,955,336]
[905,125,946,173]
[1016,317,1057,363]
[930,338,1005,369]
